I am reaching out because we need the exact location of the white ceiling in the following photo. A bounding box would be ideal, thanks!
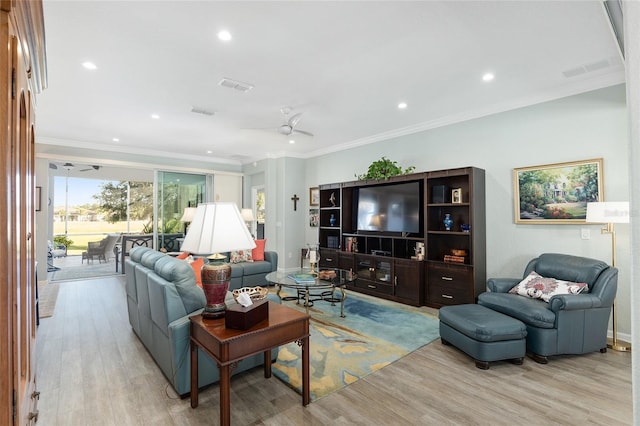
[36,1,625,167]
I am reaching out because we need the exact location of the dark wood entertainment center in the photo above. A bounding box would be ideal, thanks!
[317,167,486,308]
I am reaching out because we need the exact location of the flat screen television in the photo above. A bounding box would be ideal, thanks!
[356,181,422,234]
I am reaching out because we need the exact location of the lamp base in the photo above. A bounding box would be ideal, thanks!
[607,337,631,352]
[201,256,231,320]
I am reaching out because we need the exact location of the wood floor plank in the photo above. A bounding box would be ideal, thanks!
[36,276,632,425]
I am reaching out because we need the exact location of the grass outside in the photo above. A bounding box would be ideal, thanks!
[53,220,147,255]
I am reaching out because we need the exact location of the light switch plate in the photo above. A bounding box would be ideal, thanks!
[581,228,591,240]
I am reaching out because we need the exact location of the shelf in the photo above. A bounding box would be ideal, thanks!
[427,203,470,207]
[427,231,470,236]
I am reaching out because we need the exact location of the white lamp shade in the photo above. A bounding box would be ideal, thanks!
[180,207,197,223]
[241,208,255,222]
[181,202,256,255]
[586,201,630,224]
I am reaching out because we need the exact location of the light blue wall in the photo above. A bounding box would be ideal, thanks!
[301,84,630,334]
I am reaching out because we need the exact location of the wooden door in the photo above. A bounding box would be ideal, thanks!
[1,1,45,423]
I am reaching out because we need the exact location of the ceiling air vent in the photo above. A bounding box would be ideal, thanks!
[191,107,214,116]
[562,59,611,79]
[218,77,254,93]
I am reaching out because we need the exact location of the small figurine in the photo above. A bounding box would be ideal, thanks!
[329,192,336,207]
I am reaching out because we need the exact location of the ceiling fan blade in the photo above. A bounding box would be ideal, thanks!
[287,112,303,128]
[292,129,314,137]
[49,163,58,170]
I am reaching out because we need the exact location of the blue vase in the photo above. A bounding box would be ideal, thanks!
[330,214,336,226]
[443,214,453,231]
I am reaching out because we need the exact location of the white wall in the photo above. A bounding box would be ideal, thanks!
[303,84,630,335]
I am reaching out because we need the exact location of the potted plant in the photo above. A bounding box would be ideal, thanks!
[356,156,415,180]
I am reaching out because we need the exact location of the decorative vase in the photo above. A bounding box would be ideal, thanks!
[443,214,453,231]
[330,214,336,226]
[201,254,231,319]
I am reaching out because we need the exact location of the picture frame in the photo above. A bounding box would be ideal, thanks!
[35,186,41,212]
[451,188,462,204]
[309,187,319,206]
[309,208,319,227]
[513,158,604,224]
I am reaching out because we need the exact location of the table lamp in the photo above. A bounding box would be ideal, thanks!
[241,208,255,236]
[180,207,197,234]
[181,202,256,319]
[586,201,630,351]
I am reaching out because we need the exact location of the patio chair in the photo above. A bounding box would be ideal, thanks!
[82,234,120,264]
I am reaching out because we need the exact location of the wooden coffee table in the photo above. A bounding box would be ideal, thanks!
[189,301,310,425]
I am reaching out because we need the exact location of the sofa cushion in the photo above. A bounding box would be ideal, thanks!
[241,261,273,276]
[478,292,556,329]
[154,255,206,314]
[508,271,588,303]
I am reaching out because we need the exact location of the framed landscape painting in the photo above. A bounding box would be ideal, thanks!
[514,158,604,224]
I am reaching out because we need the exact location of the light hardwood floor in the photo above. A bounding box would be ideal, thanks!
[36,276,632,425]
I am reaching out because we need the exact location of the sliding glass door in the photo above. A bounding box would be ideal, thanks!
[156,171,206,250]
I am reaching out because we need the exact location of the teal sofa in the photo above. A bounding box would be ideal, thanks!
[125,246,278,396]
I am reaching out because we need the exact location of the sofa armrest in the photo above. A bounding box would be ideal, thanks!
[486,278,520,293]
[264,251,278,272]
[548,294,603,312]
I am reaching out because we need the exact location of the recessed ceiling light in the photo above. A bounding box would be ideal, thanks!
[151,114,160,119]
[207,150,213,154]
[289,139,295,144]
[217,30,232,41]
[482,73,495,82]
[112,137,120,142]
[82,61,97,70]
[398,102,408,109]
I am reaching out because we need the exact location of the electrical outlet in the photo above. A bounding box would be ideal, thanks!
[581,228,590,240]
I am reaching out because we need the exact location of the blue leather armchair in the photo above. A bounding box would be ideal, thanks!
[478,253,618,363]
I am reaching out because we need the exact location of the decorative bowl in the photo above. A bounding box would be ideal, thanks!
[232,286,268,303]
[318,269,337,280]
[450,249,467,257]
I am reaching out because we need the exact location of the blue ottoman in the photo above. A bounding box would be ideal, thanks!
[439,304,527,369]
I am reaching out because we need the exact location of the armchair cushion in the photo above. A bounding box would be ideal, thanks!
[477,292,557,328]
[508,271,588,303]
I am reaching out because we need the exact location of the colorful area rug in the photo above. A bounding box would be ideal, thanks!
[272,290,440,401]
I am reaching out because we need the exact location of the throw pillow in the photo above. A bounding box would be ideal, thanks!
[176,251,189,260]
[509,271,588,303]
[230,249,253,263]
[189,257,205,288]
[252,239,266,261]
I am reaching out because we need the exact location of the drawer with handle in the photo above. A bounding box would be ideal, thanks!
[355,279,393,295]
[426,263,473,305]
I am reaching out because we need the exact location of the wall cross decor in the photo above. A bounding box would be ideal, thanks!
[291,194,300,211]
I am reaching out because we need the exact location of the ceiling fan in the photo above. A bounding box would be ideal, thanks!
[277,107,314,137]
[48,162,100,172]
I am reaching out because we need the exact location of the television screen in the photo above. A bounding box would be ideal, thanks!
[356,181,421,233]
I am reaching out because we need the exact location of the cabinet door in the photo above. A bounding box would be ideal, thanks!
[356,256,374,280]
[339,252,355,272]
[394,259,422,302]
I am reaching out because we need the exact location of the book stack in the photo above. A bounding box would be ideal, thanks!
[444,255,465,264]
[327,236,340,249]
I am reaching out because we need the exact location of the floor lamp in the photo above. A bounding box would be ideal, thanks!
[586,201,630,352]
